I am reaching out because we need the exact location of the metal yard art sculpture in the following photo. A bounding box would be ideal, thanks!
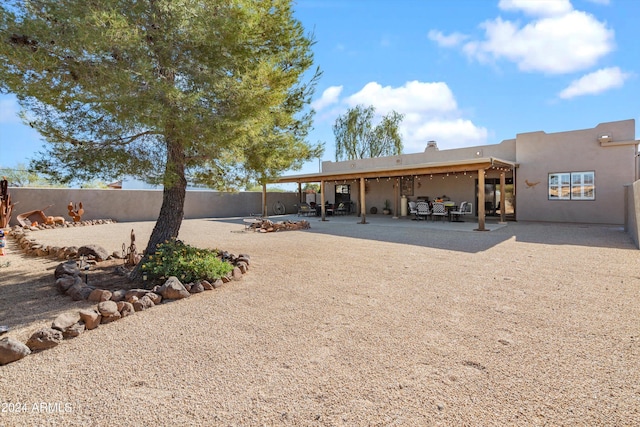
[68,201,84,222]
[0,177,14,228]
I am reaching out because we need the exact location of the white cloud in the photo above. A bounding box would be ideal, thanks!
[558,67,630,99]
[498,0,573,17]
[345,81,458,114]
[311,86,343,111]
[428,30,469,47]
[463,11,614,74]
[324,80,489,153]
[0,96,21,124]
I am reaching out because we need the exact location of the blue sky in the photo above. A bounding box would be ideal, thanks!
[1,0,639,180]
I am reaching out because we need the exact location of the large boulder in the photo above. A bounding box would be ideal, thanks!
[158,277,191,300]
[26,328,63,351]
[0,337,31,365]
[77,244,109,262]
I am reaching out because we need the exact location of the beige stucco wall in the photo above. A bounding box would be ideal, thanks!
[624,181,640,248]
[6,188,300,226]
[516,119,637,224]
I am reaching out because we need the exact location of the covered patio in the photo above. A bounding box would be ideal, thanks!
[271,157,518,231]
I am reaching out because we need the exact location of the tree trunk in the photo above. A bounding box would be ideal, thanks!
[129,137,187,282]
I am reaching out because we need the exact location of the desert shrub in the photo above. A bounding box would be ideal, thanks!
[141,238,233,284]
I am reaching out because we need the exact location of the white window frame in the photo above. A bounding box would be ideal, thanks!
[548,171,595,200]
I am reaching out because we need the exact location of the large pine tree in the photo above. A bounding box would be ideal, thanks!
[0,0,322,280]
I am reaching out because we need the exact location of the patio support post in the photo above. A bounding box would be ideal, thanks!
[298,182,302,204]
[499,172,506,224]
[262,183,268,217]
[475,168,486,231]
[320,180,327,221]
[393,178,399,219]
[359,177,367,224]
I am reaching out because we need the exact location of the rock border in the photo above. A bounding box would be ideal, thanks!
[0,221,250,366]
[7,219,119,259]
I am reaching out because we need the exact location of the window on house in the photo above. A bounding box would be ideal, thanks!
[548,171,595,200]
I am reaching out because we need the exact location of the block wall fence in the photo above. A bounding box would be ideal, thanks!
[7,188,301,225]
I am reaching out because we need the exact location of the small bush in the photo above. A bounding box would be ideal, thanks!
[141,238,233,284]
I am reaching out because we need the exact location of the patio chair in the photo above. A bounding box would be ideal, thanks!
[408,201,418,219]
[297,203,316,217]
[415,201,431,220]
[431,202,447,221]
[334,202,347,215]
[450,202,472,222]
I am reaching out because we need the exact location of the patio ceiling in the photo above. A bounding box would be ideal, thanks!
[273,157,518,184]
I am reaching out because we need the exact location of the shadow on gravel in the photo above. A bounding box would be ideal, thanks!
[207,215,637,253]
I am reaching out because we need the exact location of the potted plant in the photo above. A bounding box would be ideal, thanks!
[383,199,391,215]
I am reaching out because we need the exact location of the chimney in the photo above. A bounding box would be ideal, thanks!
[425,140,438,151]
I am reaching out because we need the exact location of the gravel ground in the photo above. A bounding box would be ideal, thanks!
[1,216,639,426]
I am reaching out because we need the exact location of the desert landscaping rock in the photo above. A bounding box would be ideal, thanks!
[159,277,191,300]
[88,289,113,302]
[110,289,127,302]
[125,289,149,300]
[145,292,162,305]
[79,309,101,330]
[52,312,81,332]
[189,282,204,294]
[55,260,80,279]
[133,295,155,311]
[0,337,31,365]
[62,322,85,339]
[97,301,119,317]
[212,279,224,288]
[78,286,95,301]
[26,328,63,351]
[56,275,81,293]
[100,311,121,324]
[117,302,135,317]
[65,282,84,298]
[77,244,110,262]
[201,280,213,290]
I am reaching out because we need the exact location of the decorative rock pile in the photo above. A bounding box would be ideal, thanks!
[248,218,310,232]
[0,221,251,366]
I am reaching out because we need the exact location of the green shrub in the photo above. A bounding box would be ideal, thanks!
[141,238,233,284]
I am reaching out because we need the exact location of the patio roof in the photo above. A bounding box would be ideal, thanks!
[273,157,518,184]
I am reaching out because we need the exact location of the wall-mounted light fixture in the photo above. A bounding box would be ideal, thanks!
[598,134,612,143]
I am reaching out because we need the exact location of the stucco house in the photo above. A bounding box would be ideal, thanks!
[276,119,640,230]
